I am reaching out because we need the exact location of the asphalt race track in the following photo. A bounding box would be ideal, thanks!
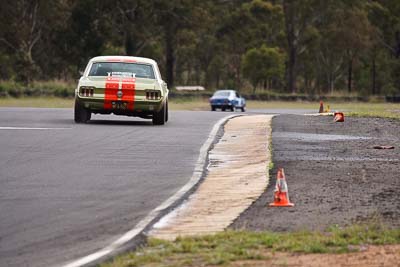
[0,106,315,267]
[0,108,229,267]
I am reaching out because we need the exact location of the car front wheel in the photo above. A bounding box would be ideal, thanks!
[74,99,91,123]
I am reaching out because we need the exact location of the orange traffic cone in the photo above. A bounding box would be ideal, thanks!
[269,168,294,207]
[319,101,324,113]
[334,112,344,122]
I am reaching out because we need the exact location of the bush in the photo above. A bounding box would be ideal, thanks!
[0,80,75,98]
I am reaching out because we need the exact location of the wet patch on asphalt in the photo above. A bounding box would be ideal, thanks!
[274,132,373,141]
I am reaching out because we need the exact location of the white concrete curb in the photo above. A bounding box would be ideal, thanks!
[150,115,273,240]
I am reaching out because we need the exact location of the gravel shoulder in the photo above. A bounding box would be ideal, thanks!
[231,114,400,231]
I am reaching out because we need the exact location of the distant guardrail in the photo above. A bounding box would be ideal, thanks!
[175,86,205,91]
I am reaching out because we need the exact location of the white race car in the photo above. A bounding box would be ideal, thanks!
[209,90,246,112]
[74,56,169,125]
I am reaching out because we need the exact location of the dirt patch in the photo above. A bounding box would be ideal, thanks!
[231,115,400,232]
[227,245,400,267]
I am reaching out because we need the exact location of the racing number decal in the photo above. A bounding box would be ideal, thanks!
[104,77,136,110]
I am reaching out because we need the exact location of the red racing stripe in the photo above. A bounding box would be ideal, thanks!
[121,78,136,110]
[123,59,137,63]
[104,77,119,109]
[105,58,123,62]
[105,58,137,63]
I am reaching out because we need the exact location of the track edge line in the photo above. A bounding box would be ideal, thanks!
[58,114,238,267]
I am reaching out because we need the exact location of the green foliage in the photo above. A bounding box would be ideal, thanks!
[242,45,285,93]
[101,223,400,267]
[0,0,400,95]
[0,80,74,98]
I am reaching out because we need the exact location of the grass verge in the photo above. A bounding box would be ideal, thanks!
[0,97,74,108]
[101,223,400,267]
[0,97,399,119]
[249,101,400,119]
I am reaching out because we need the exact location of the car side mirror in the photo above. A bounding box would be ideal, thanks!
[79,70,84,76]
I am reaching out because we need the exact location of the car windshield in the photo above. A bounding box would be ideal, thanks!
[88,62,155,79]
[213,91,231,97]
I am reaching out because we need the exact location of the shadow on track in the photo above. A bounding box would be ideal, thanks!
[87,119,154,126]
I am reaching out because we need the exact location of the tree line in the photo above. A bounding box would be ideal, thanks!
[0,0,399,96]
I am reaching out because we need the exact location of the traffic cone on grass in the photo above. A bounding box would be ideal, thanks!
[269,168,294,207]
[333,112,344,122]
[319,101,324,113]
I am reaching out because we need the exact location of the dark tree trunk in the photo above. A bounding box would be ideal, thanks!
[195,65,201,85]
[235,63,242,90]
[372,57,377,95]
[216,73,220,88]
[187,64,192,85]
[347,57,353,93]
[125,30,134,56]
[287,46,297,93]
[304,72,309,93]
[165,28,175,87]
[395,31,400,58]
[283,0,297,94]
[204,68,209,89]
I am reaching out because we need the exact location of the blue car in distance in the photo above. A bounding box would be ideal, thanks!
[209,90,246,112]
